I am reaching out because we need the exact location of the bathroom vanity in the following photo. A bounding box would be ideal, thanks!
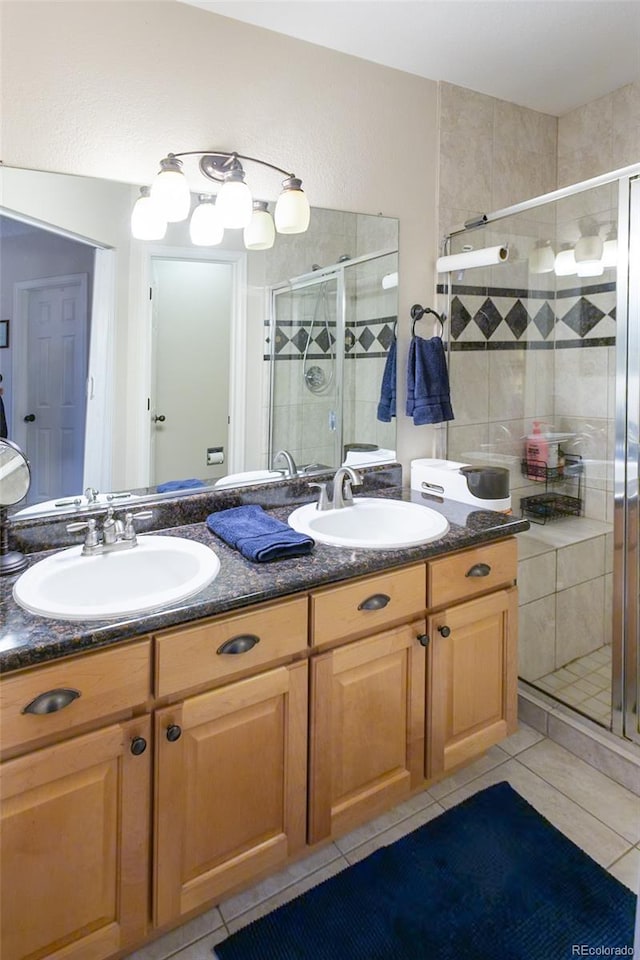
[0,475,526,960]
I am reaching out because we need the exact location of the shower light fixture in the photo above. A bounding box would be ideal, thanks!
[132,150,310,249]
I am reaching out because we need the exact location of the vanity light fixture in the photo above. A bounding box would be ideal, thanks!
[528,240,555,274]
[130,187,167,240]
[553,246,577,276]
[601,228,618,269]
[574,220,604,278]
[134,150,311,250]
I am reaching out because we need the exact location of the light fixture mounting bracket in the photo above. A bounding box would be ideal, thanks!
[199,153,242,183]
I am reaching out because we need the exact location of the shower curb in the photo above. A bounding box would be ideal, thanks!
[518,682,640,796]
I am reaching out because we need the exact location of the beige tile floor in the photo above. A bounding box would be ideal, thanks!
[535,645,612,725]
[125,723,639,960]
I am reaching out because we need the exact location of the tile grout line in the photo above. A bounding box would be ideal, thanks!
[508,752,638,849]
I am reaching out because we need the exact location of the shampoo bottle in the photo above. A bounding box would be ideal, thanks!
[526,421,555,480]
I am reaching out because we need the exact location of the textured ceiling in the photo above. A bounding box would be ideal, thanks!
[181,0,640,116]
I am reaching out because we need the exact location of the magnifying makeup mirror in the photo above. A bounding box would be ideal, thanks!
[0,439,32,575]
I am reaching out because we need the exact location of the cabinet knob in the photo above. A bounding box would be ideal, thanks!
[130,736,147,756]
[357,593,390,611]
[217,634,260,655]
[22,688,80,715]
[166,724,182,742]
[466,562,491,578]
[417,634,430,647]
[438,625,451,638]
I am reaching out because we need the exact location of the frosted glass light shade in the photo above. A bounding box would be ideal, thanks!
[243,203,275,250]
[189,199,224,246]
[274,178,311,234]
[150,158,191,222]
[602,238,618,268]
[216,178,252,229]
[529,242,555,274]
[131,188,167,240]
[574,234,604,278]
[577,260,605,278]
[554,249,577,276]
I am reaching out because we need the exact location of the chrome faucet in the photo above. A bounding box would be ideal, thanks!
[273,449,298,478]
[331,466,363,509]
[67,507,153,555]
[84,486,99,504]
[308,466,363,511]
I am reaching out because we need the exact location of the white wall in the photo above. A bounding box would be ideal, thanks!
[0,0,440,478]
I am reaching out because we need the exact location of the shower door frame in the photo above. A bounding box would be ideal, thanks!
[445,161,640,745]
[268,248,397,471]
[617,173,640,744]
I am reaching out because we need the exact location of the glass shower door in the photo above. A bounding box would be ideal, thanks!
[270,274,341,472]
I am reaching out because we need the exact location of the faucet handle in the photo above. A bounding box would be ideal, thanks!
[308,482,331,511]
[121,510,153,542]
[66,518,99,552]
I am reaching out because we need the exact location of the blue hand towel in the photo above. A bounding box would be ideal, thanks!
[157,478,206,493]
[377,338,397,422]
[406,335,454,425]
[206,505,314,563]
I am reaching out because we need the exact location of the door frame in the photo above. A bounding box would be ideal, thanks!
[13,273,93,498]
[135,246,247,484]
[5,208,115,495]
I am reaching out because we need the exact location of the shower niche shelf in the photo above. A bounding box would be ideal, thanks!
[519,452,583,524]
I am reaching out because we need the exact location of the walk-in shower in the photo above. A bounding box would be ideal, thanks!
[269,249,398,472]
[441,163,640,746]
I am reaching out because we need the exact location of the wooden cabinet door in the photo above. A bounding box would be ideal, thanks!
[154,660,308,926]
[308,621,426,845]
[427,587,518,778]
[0,716,151,960]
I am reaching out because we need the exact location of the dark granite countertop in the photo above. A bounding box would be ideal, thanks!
[0,484,528,674]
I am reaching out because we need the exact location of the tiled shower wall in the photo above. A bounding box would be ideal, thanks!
[436,80,639,687]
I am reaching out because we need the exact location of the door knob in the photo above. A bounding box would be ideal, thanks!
[24,414,36,423]
[154,414,166,423]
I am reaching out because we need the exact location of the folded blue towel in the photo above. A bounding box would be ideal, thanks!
[406,335,454,425]
[157,478,206,493]
[206,505,314,563]
[377,337,397,422]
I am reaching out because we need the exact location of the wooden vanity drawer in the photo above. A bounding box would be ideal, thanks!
[427,538,517,609]
[310,564,426,647]
[155,596,308,698]
[0,640,151,755]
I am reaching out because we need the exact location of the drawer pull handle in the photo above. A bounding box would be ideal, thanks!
[22,688,80,715]
[358,593,391,611]
[130,736,147,756]
[217,634,261,655]
[166,724,182,742]
[466,562,491,578]
[417,634,430,647]
[438,625,451,638]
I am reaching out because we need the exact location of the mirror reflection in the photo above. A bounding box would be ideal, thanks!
[0,165,398,518]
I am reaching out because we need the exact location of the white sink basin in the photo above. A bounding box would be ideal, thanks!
[288,497,449,550]
[13,536,221,621]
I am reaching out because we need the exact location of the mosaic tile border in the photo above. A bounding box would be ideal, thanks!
[264,315,397,361]
[437,281,616,350]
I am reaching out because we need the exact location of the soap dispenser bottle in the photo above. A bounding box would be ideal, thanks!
[526,421,551,481]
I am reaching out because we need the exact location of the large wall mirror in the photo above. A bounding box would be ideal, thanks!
[0,165,398,518]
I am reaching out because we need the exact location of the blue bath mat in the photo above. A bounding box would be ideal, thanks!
[215,782,636,960]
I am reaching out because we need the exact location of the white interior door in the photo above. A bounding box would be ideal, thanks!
[151,258,232,485]
[16,274,88,502]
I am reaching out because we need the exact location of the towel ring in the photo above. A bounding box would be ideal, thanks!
[410,304,445,337]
